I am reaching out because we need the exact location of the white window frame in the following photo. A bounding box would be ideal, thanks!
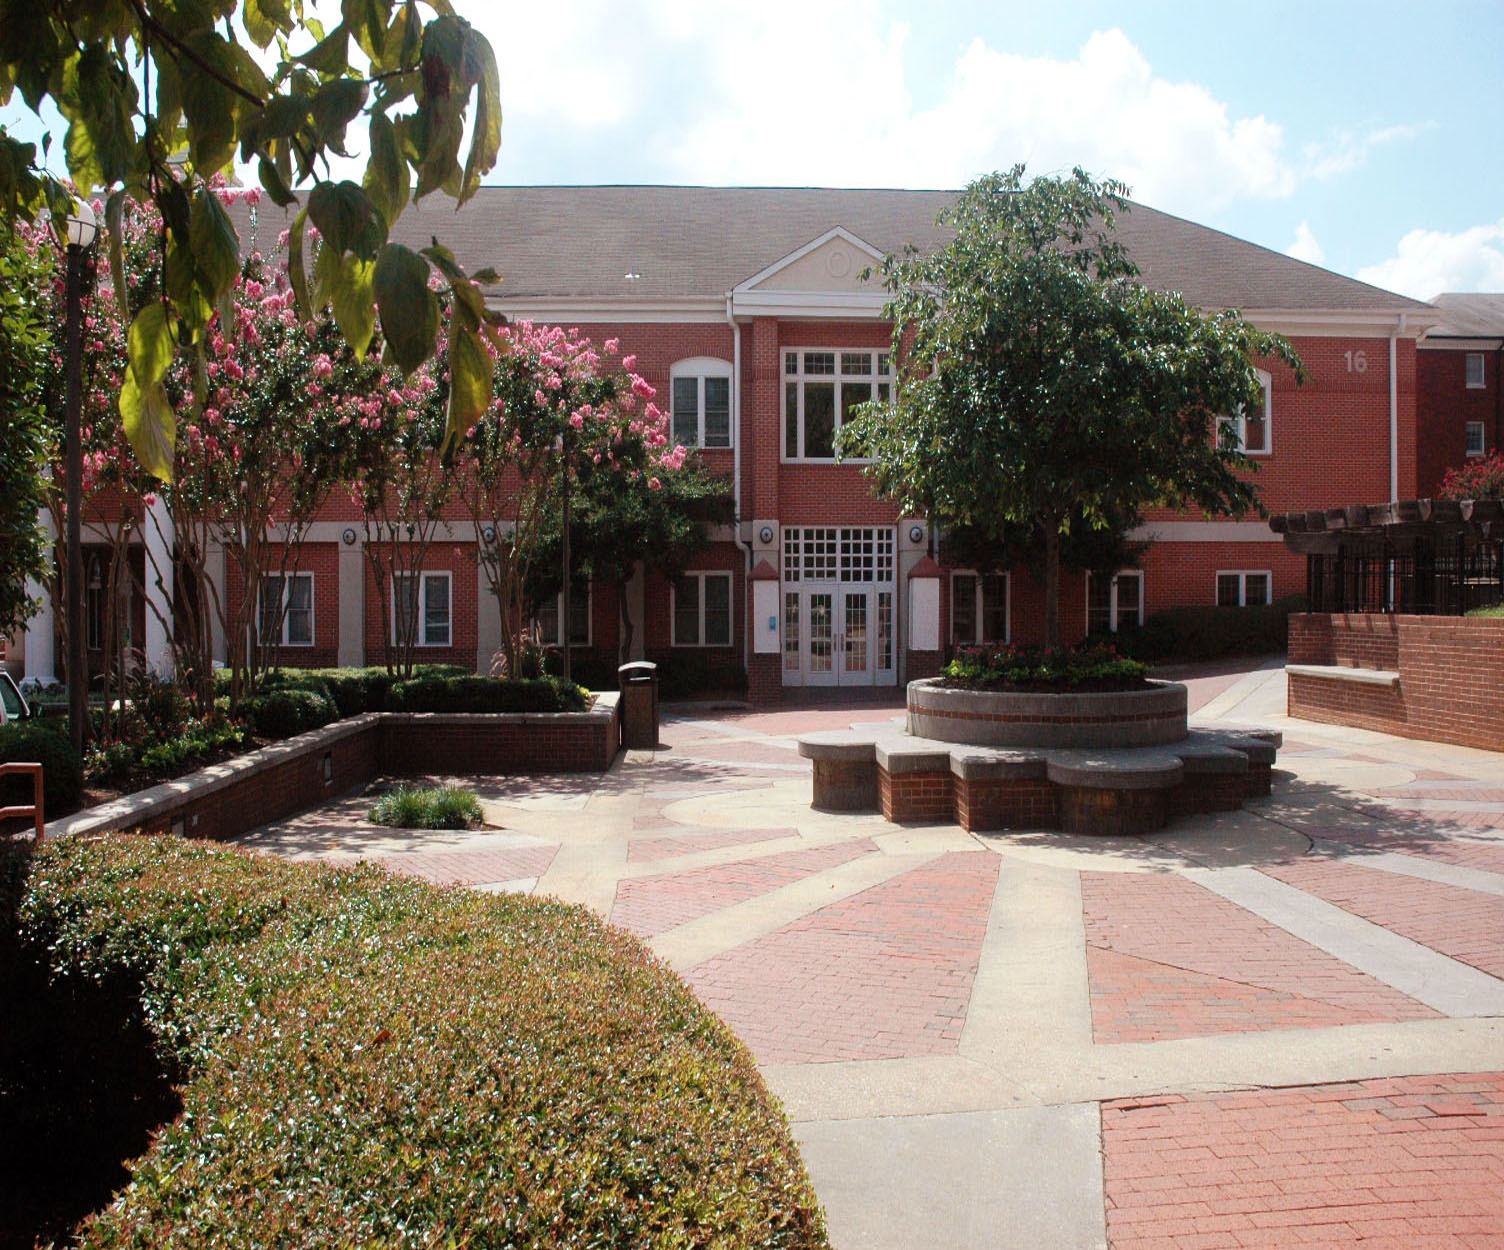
[1217,368,1273,457]
[1466,352,1486,389]
[781,347,891,463]
[1086,570,1144,634]
[1465,420,1487,457]
[392,570,452,648]
[950,570,1011,646]
[668,357,733,449]
[258,571,315,647]
[671,571,734,647]
[1215,569,1273,608]
[534,584,592,647]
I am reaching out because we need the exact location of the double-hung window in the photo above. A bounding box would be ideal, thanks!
[1466,421,1487,457]
[536,584,591,647]
[670,358,732,448]
[1216,571,1271,607]
[1466,352,1486,389]
[393,571,451,647]
[259,573,314,646]
[1087,571,1143,634]
[783,349,891,460]
[672,572,732,646]
[951,572,1010,645]
[1217,369,1272,455]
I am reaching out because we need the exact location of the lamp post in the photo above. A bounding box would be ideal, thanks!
[61,198,98,758]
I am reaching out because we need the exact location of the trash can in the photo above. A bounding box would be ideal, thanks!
[618,661,659,749]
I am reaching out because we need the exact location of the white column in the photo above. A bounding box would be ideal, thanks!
[21,506,57,684]
[337,536,366,668]
[205,538,227,665]
[143,494,175,678]
[475,557,499,674]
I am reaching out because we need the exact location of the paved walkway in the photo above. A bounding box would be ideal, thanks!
[241,658,1504,1249]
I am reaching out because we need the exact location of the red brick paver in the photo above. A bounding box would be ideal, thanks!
[376,843,558,886]
[1082,873,1436,1043]
[611,839,877,938]
[1103,1074,1504,1249]
[686,851,1000,1064]
[1263,859,1504,980]
[1316,827,1504,876]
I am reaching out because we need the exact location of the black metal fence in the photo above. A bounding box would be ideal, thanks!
[1307,538,1504,615]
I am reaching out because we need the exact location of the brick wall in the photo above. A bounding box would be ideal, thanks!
[1288,614,1504,751]
[1417,346,1501,495]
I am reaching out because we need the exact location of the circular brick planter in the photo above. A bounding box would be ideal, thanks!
[906,678,1188,748]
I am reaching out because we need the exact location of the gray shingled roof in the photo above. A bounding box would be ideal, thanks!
[234,185,1431,313]
[1428,293,1504,338]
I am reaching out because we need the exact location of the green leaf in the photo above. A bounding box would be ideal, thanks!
[363,112,408,229]
[373,242,438,372]
[307,179,384,260]
[445,323,491,452]
[459,25,500,203]
[189,187,240,301]
[126,303,175,388]
[311,78,367,153]
[105,189,128,323]
[298,22,349,74]
[315,246,376,360]
[288,207,311,321]
[119,373,176,483]
[343,0,392,61]
[257,155,297,207]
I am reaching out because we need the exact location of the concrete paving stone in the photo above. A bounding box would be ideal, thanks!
[795,1103,1106,1250]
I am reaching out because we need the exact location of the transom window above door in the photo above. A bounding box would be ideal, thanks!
[783,349,891,460]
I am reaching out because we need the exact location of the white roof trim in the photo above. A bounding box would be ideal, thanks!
[1419,335,1504,350]
[1240,308,1442,338]
[732,226,886,293]
[729,289,890,319]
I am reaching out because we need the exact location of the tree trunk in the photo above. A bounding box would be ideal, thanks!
[1043,524,1062,649]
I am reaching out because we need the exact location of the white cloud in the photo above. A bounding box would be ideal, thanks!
[1357,220,1504,299]
[1286,221,1325,265]
[1302,122,1433,180]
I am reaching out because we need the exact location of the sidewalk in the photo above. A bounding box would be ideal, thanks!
[242,661,1504,1249]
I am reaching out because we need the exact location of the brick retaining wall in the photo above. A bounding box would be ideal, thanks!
[48,696,621,843]
[1287,614,1504,752]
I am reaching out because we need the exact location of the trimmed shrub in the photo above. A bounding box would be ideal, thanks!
[86,721,248,789]
[370,784,484,830]
[1110,594,1308,663]
[0,836,828,1248]
[241,688,338,740]
[945,640,1150,689]
[386,674,586,714]
[0,720,83,815]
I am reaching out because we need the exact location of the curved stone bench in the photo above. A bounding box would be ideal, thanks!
[797,726,1281,836]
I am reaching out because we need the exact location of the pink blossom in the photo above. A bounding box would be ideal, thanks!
[622,354,637,370]
[569,413,585,430]
[604,338,619,353]
[648,477,661,491]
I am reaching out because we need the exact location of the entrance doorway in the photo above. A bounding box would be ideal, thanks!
[781,528,896,687]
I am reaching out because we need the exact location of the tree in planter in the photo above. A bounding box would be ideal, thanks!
[349,359,452,678]
[842,166,1304,647]
[461,325,682,675]
[531,444,734,665]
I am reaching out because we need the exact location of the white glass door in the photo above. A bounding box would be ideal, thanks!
[806,589,837,686]
[842,588,871,685]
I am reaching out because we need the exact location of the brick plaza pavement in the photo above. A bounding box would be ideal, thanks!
[243,659,1504,1248]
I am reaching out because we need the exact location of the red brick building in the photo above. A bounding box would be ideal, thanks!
[1416,293,1503,495]
[16,187,1492,702]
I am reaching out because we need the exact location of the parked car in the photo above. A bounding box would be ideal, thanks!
[0,670,33,726]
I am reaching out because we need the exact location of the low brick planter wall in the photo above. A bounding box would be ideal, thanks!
[47,695,621,842]
[906,679,1188,748]
[1288,614,1504,752]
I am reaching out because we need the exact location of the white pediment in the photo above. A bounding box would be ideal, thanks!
[736,227,886,295]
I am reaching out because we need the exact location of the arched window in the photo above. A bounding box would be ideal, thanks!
[669,357,733,449]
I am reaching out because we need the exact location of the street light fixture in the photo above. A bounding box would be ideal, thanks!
[61,196,99,757]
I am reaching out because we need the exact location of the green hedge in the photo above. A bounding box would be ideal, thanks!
[0,836,827,1248]
[240,688,339,739]
[385,674,586,714]
[0,720,82,815]
[1108,595,1308,662]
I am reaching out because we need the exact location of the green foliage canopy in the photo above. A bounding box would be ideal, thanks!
[0,0,504,479]
[842,165,1304,645]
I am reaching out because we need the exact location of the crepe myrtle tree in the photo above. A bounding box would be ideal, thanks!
[841,165,1304,648]
[462,329,686,676]
[0,0,503,485]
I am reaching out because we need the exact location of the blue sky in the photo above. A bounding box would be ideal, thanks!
[5,1,1501,298]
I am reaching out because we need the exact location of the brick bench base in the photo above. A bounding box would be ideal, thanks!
[799,726,1281,838]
